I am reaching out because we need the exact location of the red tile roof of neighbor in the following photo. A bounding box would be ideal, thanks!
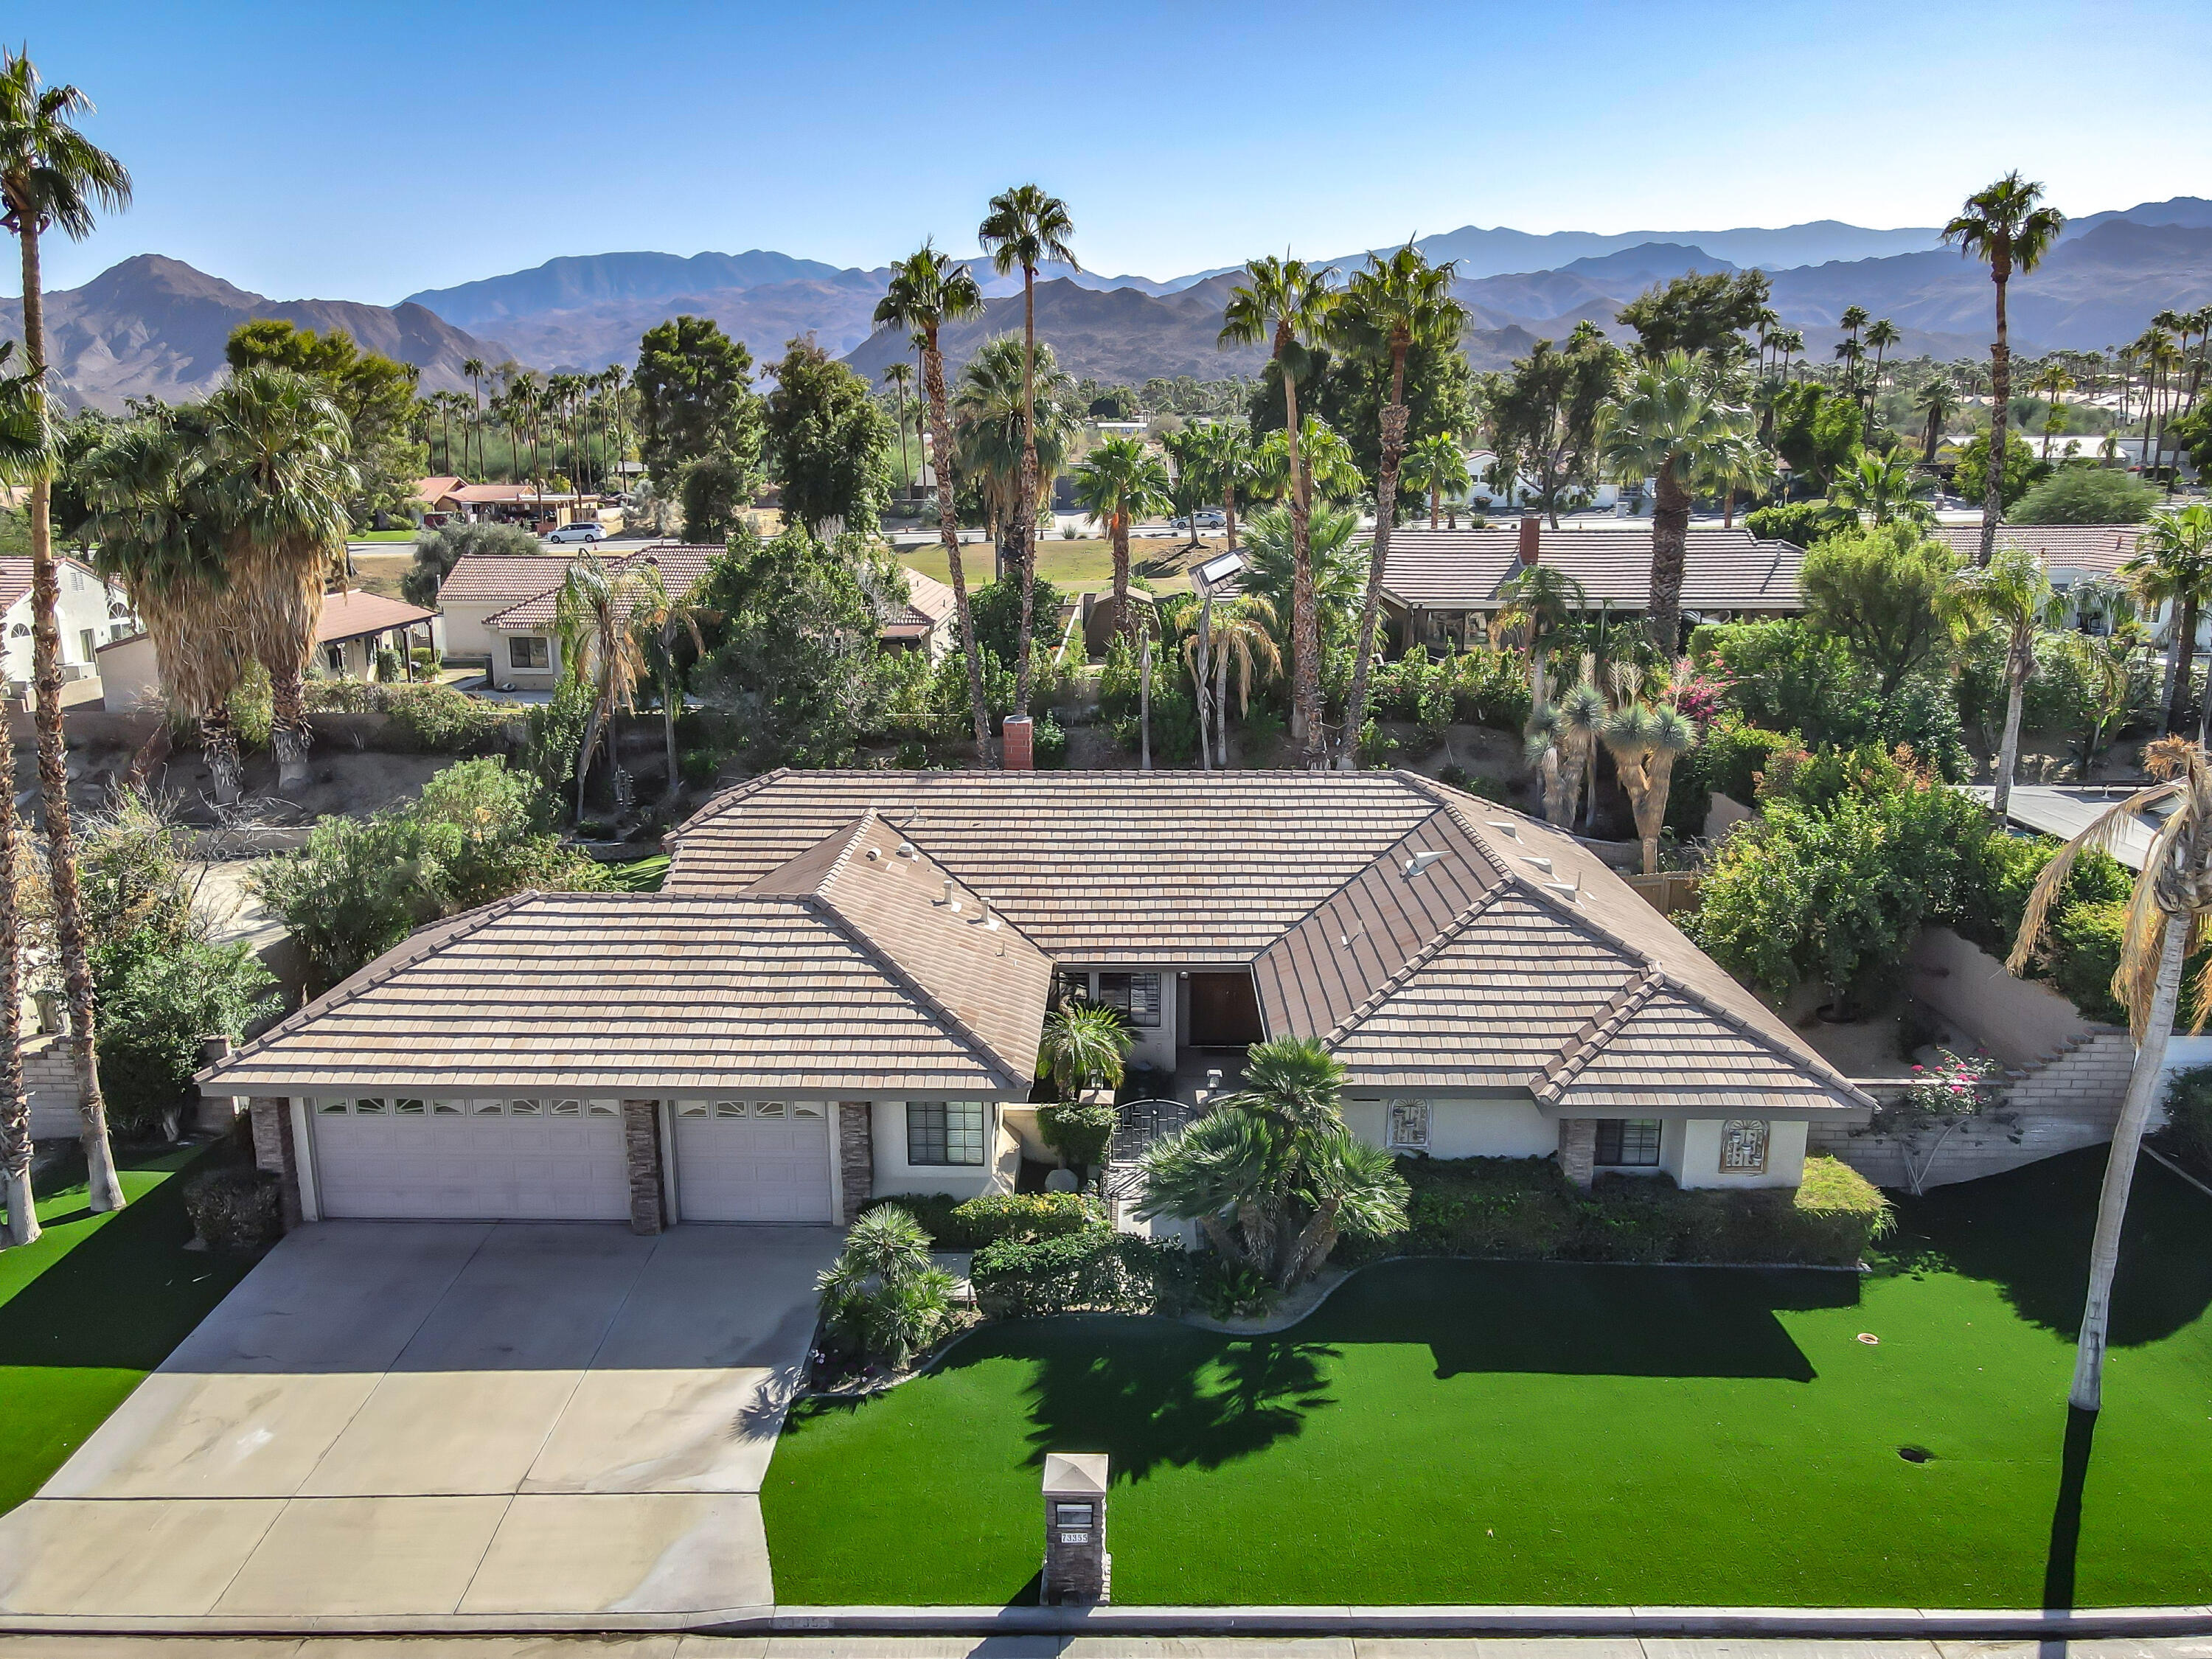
[1382,524,1808,613]
[414,476,465,504]
[1928,523,2147,575]
[316,589,437,644]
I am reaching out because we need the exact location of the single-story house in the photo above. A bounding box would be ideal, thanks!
[0,557,138,701]
[1381,518,1807,651]
[877,566,960,660]
[415,480,604,530]
[474,543,725,691]
[200,771,1872,1234]
[97,591,440,709]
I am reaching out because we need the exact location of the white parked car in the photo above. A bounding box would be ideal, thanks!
[543,523,606,545]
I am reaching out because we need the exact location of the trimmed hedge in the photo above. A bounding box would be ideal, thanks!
[1338,1153,1891,1268]
[182,1164,285,1249]
[970,1228,1198,1318]
[865,1191,1105,1251]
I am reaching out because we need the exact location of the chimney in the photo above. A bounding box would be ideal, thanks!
[1517,513,1541,566]
[1002,714,1033,771]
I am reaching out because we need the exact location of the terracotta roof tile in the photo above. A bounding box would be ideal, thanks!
[1382,525,1806,613]
[1928,522,2145,576]
[480,544,723,630]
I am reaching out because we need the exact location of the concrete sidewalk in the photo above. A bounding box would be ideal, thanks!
[0,1221,838,1626]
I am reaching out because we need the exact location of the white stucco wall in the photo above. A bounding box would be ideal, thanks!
[1667,1117,1808,1189]
[869,1099,1013,1198]
[4,564,133,686]
[1345,1094,1560,1159]
[94,632,161,710]
[489,630,563,690]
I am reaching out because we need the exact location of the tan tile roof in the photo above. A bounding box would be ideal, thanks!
[892,566,959,628]
[198,882,1046,1100]
[1928,522,2146,576]
[480,544,724,631]
[1382,525,1806,614]
[436,553,575,605]
[316,589,437,644]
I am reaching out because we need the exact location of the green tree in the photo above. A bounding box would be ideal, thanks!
[1944,173,2067,564]
[1769,380,1861,492]
[1,47,134,1213]
[1913,376,1961,465]
[403,519,538,608]
[633,314,762,493]
[553,551,656,820]
[2011,465,2160,525]
[1615,268,1773,360]
[1603,700,1699,874]
[1598,349,1753,650]
[1952,430,2048,511]
[762,335,892,536]
[1037,998,1133,1096]
[223,319,420,522]
[2121,504,2212,735]
[1960,545,2070,816]
[976,183,1079,721]
[1135,1036,1408,1289]
[1829,450,1935,527]
[1071,434,1172,644]
[676,453,752,544]
[1800,521,1970,697]
[1488,324,1623,526]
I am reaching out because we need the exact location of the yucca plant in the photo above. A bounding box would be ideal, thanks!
[1603,700,1699,875]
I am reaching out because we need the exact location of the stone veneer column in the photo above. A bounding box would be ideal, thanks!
[621,1100,664,1235]
[248,1096,304,1231]
[837,1102,873,1224]
[1557,1118,1598,1191]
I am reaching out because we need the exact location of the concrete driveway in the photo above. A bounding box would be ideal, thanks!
[0,1220,839,1630]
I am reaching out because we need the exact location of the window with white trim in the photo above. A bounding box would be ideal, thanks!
[907,1101,986,1166]
[1596,1119,1662,1167]
[509,636,550,669]
[1387,1101,1430,1150]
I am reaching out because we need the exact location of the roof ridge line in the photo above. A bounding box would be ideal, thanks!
[1319,882,1510,1046]
[1268,795,1503,948]
[667,766,792,843]
[1534,968,1662,1104]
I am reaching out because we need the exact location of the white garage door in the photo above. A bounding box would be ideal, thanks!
[310,1095,630,1221]
[674,1100,833,1222]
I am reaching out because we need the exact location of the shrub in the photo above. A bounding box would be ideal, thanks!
[864,1190,1105,1249]
[183,1164,285,1249]
[96,939,279,1138]
[815,1206,959,1369]
[1033,713,1069,767]
[1745,499,1844,546]
[1663,714,1797,839]
[2162,1065,2212,1173]
[678,748,721,787]
[970,1228,1196,1318]
[2011,466,2160,526]
[1037,1099,1119,1172]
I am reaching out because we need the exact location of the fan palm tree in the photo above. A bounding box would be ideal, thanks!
[203,366,358,790]
[1962,546,2072,818]
[1944,173,2067,565]
[1237,502,1366,648]
[1597,350,1750,650]
[1402,431,1471,530]
[976,184,1078,720]
[1830,449,1936,528]
[460,355,487,475]
[2009,738,2212,1412]
[1192,418,1259,549]
[1603,700,1698,874]
[875,243,992,763]
[0,349,41,1245]
[1913,377,1961,466]
[1699,428,1775,530]
[1,47,133,1214]
[1071,434,1172,646]
[1864,317,1901,394]
[1329,243,1466,771]
[953,337,1076,540]
[554,551,655,821]
[1182,591,1281,764]
[1495,561,1590,730]
[2121,504,2212,735]
[1221,256,1339,768]
[2034,361,2075,459]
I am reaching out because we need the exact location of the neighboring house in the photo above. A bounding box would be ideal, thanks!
[415,479,603,530]
[97,591,440,709]
[877,566,960,660]
[1382,519,1807,651]
[199,771,1871,1234]
[432,552,579,668]
[475,543,723,691]
[0,556,138,701]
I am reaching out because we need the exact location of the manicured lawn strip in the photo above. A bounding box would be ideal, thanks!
[0,1144,257,1513]
[897,538,1203,597]
[761,1149,2212,1607]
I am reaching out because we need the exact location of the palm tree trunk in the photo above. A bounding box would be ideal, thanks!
[1981,270,2010,566]
[1111,514,1132,644]
[271,655,312,788]
[1012,268,1040,720]
[2169,597,2199,735]
[1338,352,1411,772]
[575,699,605,823]
[923,334,994,767]
[661,643,682,802]
[17,224,122,1215]
[1224,488,1239,552]
[0,726,35,1248]
[2071,912,2186,1413]
[201,706,243,806]
[1993,638,2030,817]
[1280,344,1322,770]
[1646,467,1692,651]
[1138,630,1152,772]
[1195,591,1214,772]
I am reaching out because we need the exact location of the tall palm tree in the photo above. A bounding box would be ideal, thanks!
[460,355,487,476]
[2034,361,2075,459]
[1597,349,1751,650]
[1862,317,1901,442]
[2121,505,2212,736]
[1328,243,1466,771]
[875,244,992,762]
[204,366,358,790]
[953,336,1077,551]
[1700,427,1775,529]
[2008,738,2212,1412]
[1,47,133,1214]
[1962,546,2070,818]
[0,349,41,1245]
[881,361,915,504]
[554,551,655,821]
[1071,434,1172,645]
[1944,173,2066,565]
[976,184,1078,722]
[1193,418,1259,549]
[1913,377,1961,466]
[1221,257,1338,767]
[1402,432,1471,530]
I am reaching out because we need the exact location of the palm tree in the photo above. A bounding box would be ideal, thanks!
[1603,700,1698,875]
[461,355,487,476]
[881,361,916,504]
[1071,434,1172,646]
[874,243,992,763]
[2008,739,2212,1412]
[1597,349,1751,650]
[2034,361,2075,459]
[1865,317,1900,389]
[1944,173,2066,565]
[976,184,1078,722]
[1830,449,1936,527]
[1402,432,1471,530]
[2121,505,2212,736]
[1,48,133,1214]
[1495,561,1589,730]
[1530,676,1607,829]
[1701,428,1775,529]
[1221,256,1339,768]
[1913,377,1961,467]
[0,349,41,1245]
[1191,419,1259,549]
[1962,546,2071,818]
[1183,591,1280,765]
[554,551,655,821]
[1329,243,1465,771]
[1237,500,1366,648]
[628,559,717,801]
[1037,999,1132,1096]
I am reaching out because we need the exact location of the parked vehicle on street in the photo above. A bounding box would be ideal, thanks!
[543,523,606,545]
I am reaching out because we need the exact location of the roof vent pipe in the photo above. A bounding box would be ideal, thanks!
[942,878,961,911]
[1518,513,1541,566]
[1404,850,1447,878]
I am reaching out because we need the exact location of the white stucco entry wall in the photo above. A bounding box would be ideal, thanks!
[1665,1117,1808,1189]
[868,1099,1018,1198]
[1344,1095,1559,1159]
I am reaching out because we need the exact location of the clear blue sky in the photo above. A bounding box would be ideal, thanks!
[15,0,2212,303]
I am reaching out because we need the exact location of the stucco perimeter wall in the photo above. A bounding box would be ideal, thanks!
[1910,925,2096,1070]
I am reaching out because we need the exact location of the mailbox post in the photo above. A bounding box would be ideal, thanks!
[1040,1452,1109,1604]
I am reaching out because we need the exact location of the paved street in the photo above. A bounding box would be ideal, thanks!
[0,1221,838,1626]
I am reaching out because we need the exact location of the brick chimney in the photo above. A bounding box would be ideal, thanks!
[1001,714,1033,771]
[1517,512,1541,566]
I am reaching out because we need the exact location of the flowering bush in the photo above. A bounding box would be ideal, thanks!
[1865,1047,2013,1194]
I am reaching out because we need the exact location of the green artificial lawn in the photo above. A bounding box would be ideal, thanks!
[0,1144,257,1514]
[762,1147,2212,1608]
